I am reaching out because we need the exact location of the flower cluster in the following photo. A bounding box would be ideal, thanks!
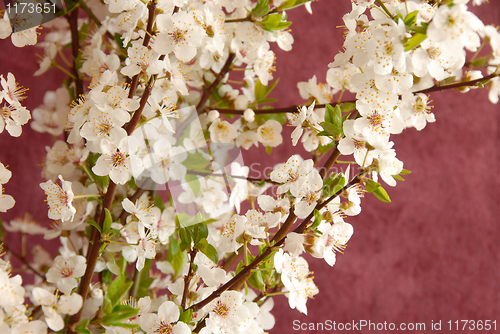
[0,0,498,333]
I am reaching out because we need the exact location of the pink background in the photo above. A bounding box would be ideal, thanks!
[0,1,498,333]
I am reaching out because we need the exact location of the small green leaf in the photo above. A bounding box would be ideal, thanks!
[310,209,322,229]
[325,103,335,124]
[252,0,270,18]
[107,322,140,329]
[403,10,419,27]
[87,220,101,234]
[179,227,193,251]
[154,194,166,211]
[179,308,193,324]
[373,185,391,203]
[170,250,187,277]
[255,78,279,101]
[193,223,209,244]
[135,259,154,298]
[407,24,427,34]
[404,33,427,51]
[104,274,133,311]
[442,76,457,84]
[103,208,113,234]
[364,179,381,193]
[278,0,313,11]
[340,102,356,113]
[265,146,272,155]
[101,305,139,325]
[393,174,405,181]
[75,319,91,334]
[248,270,265,291]
[400,169,412,175]
[200,243,219,264]
[319,122,341,137]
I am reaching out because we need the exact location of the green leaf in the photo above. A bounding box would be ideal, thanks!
[319,121,341,137]
[364,179,381,193]
[75,319,92,334]
[169,235,179,256]
[274,21,292,30]
[400,169,412,175]
[403,10,419,27]
[373,185,391,203]
[340,102,356,113]
[404,33,427,51]
[101,305,139,325]
[278,0,313,11]
[310,209,322,229]
[182,151,210,173]
[325,103,335,124]
[101,269,113,286]
[333,104,343,128]
[179,308,193,324]
[252,0,270,18]
[471,57,487,67]
[135,259,154,298]
[104,274,133,312]
[407,22,428,34]
[193,223,209,244]
[265,146,272,155]
[255,77,279,101]
[103,208,113,234]
[442,76,457,84]
[393,174,405,181]
[154,194,166,211]
[247,270,265,291]
[170,250,188,277]
[200,243,219,264]
[87,220,101,234]
[257,111,287,125]
[322,173,346,198]
[179,226,193,251]
[107,322,140,329]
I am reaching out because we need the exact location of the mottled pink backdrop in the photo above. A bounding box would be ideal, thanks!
[0,1,498,333]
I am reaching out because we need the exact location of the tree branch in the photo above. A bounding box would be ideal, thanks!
[415,73,499,94]
[67,8,83,97]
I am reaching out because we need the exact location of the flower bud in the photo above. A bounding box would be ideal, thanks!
[207,110,220,122]
[244,108,255,122]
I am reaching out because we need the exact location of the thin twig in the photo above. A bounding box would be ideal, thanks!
[2,243,45,279]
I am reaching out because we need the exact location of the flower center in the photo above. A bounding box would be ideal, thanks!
[170,29,186,44]
[156,321,174,334]
[368,112,383,127]
[213,300,229,318]
[60,266,74,278]
[112,151,126,167]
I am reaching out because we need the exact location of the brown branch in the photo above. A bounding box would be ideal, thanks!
[67,8,83,97]
[186,170,279,185]
[68,4,159,331]
[175,53,237,141]
[67,182,117,333]
[414,73,499,95]
[188,211,296,313]
[197,53,236,114]
[128,1,157,99]
[209,100,356,115]
[181,250,197,310]
[221,247,242,270]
